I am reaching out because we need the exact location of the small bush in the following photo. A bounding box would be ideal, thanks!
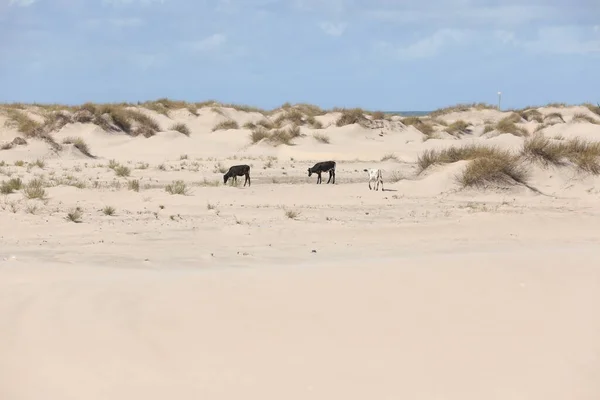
[114,165,131,177]
[522,134,600,173]
[66,208,83,223]
[458,154,528,188]
[381,153,398,162]
[584,103,600,116]
[284,208,300,219]
[418,144,507,173]
[313,132,330,144]
[128,180,140,192]
[544,112,565,123]
[402,117,435,136]
[336,108,367,127]
[495,116,528,136]
[23,178,47,199]
[103,206,116,216]
[171,122,191,135]
[519,109,544,123]
[212,120,239,131]
[446,120,470,135]
[62,136,94,157]
[571,113,599,124]
[165,180,189,195]
[1,178,23,194]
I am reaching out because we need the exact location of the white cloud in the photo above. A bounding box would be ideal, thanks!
[181,34,227,52]
[385,29,471,59]
[9,0,37,6]
[319,22,347,37]
[102,0,165,5]
[366,4,559,28]
[518,26,600,55]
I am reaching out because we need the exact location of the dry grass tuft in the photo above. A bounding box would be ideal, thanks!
[429,102,496,117]
[66,207,83,223]
[544,112,565,123]
[250,127,270,143]
[170,122,191,135]
[519,109,544,123]
[313,132,330,144]
[495,116,528,136]
[212,120,239,131]
[381,153,399,162]
[402,117,435,137]
[446,120,470,135]
[417,144,508,173]
[23,178,47,200]
[522,134,600,173]
[284,208,300,219]
[0,177,23,194]
[584,103,600,117]
[458,154,528,188]
[113,165,131,177]
[336,108,367,127]
[571,113,599,124]
[165,180,190,195]
[62,136,94,157]
[103,206,116,216]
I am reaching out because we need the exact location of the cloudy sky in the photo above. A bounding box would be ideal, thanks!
[1,0,599,110]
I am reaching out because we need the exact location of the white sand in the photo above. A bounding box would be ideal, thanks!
[1,104,600,399]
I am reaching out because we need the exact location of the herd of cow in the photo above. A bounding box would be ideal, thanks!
[223,161,385,191]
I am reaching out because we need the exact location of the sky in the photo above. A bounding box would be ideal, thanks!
[1,0,599,110]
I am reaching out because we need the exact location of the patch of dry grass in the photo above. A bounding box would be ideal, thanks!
[23,178,47,200]
[402,117,435,137]
[544,112,565,123]
[381,153,399,162]
[0,177,23,194]
[571,113,599,124]
[495,116,528,136]
[250,127,270,143]
[519,109,544,123]
[584,103,600,117]
[250,125,300,146]
[166,180,190,195]
[171,122,191,135]
[522,133,600,173]
[429,102,496,118]
[335,108,367,127]
[417,144,508,173]
[458,154,528,188]
[62,136,94,157]
[212,120,239,131]
[445,120,470,135]
[313,132,330,144]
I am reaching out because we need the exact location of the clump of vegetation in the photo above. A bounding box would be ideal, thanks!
[23,178,47,200]
[113,165,131,177]
[571,113,599,124]
[519,109,544,123]
[429,102,496,118]
[0,177,23,194]
[522,134,600,173]
[483,124,495,134]
[445,120,470,135]
[165,180,190,195]
[544,112,565,124]
[584,103,600,117]
[128,180,140,192]
[495,115,528,136]
[313,132,330,144]
[170,122,191,135]
[381,153,399,162]
[336,108,367,127]
[417,144,508,173]
[250,127,270,143]
[102,206,116,216]
[66,207,83,223]
[284,208,300,219]
[458,154,528,188]
[62,136,94,157]
[402,117,435,137]
[274,109,305,127]
[212,120,239,131]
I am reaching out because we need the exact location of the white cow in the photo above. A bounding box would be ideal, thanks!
[363,168,384,191]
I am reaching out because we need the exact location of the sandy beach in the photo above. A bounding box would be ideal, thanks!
[1,101,600,399]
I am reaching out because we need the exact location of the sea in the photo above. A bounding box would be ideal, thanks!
[384,111,431,117]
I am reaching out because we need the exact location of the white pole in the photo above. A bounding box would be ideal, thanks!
[497,91,502,110]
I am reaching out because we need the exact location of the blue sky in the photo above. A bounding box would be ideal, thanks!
[1,0,599,110]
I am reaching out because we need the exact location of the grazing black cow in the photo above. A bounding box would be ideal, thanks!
[223,164,251,187]
[308,161,336,184]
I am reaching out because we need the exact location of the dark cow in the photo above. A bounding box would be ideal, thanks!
[223,164,251,187]
[308,161,336,184]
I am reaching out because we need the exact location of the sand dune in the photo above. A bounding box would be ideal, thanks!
[2,100,600,399]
